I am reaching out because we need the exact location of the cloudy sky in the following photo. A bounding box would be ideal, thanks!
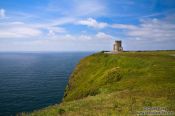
[0,0,175,51]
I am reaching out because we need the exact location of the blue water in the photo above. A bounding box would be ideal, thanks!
[0,52,93,116]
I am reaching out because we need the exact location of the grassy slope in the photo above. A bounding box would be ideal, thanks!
[22,51,175,116]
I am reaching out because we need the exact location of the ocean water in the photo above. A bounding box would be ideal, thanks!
[0,52,93,116]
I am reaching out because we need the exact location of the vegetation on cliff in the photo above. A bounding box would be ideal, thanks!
[22,51,175,116]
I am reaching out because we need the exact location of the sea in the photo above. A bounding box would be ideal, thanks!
[0,52,93,116]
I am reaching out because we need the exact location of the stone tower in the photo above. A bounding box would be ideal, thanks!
[113,40,123,52]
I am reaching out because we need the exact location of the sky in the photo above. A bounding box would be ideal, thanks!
[0,0,175,52]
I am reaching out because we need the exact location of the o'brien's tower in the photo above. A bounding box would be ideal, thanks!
[113,40,123,52]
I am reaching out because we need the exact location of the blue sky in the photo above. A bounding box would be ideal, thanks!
[0,0,175,51]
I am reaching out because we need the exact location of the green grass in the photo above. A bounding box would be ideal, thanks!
[21,50,175,116]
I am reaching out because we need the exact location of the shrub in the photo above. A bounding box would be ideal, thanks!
[103,68,123,84]
[58,108,65,115]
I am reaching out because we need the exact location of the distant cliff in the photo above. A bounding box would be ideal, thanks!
[22,51,175,116]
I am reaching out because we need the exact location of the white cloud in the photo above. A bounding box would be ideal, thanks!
[78,18,108,29]
[73,0,106,17]
[110,18,175,43]
[0,27,42,38]
[96,32,113,40]
[33,17,76,28]
[0,18,67,39]
[47,27,66,36]
[0,22,42,38]
[127,18,175,42]
[46,0,106,17]
[111,24,137,30]
[48,32,113,41]
[0,9,5,18]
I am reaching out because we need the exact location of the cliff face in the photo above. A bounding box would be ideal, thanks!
[22,51,175,116]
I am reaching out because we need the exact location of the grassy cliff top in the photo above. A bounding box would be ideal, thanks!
[22,51,175,116]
